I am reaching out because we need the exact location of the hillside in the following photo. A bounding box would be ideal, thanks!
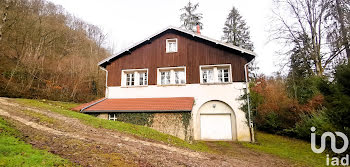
[0,97,327,166]
[0,0,109,102]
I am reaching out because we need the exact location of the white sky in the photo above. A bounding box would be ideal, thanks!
[49,0,280,76]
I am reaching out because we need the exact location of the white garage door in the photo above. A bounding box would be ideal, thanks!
[200,114,232,140]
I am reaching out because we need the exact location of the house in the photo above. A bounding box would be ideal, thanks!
[73,26,256,141]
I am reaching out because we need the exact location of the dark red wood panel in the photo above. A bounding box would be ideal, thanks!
[106,32,248,86]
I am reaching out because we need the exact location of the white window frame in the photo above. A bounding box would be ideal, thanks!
[157,66,186,85]
[139,71,148,86]
[199,64,232,84]
[166,38,178,53]
[109,113,117,121]
[121,68,148,87]
[126,73,134,86]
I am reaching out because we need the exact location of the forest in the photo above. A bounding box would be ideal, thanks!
[0,0,110,102]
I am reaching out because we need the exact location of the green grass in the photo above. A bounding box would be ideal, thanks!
[16,98,211,152]
[241,132,327,167]
[0,117,75,167]
[22,110,57,124]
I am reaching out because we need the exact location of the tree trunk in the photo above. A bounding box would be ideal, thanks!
[0,0,10,41]
[335,0,350,60]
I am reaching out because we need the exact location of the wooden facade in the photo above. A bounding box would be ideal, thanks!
[105,30,250,86]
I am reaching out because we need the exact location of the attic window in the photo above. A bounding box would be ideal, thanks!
[166,38,177,53]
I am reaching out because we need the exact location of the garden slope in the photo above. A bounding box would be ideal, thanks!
[0,97,295,166]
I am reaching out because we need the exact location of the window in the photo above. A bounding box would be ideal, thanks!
[122,69,148,87]
[139,72,147,85]
[166,38,177,53]
[200,65,231,84]
[158,67,186,85]
[202,69,214,83]
[109,113,117,121]
[161,71,171,85]
[218,68,229,83]
[126,73,134,86]
[175,71,186,84]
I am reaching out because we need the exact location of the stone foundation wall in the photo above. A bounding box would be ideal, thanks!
[90,112,193,140]
[150,113,193,140]
[97,113,108,120]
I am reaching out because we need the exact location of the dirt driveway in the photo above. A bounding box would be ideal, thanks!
[0,97,297,167]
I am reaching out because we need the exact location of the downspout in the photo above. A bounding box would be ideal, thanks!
[99,66,109,98]
[244,59,255,143]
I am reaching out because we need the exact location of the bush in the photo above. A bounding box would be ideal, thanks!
[294,109,335,140]
[242,76,324,136]
[245,76,305,133]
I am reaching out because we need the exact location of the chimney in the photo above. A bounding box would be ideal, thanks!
[196,24,200,34]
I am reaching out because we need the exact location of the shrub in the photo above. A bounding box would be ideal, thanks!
[294,109,335,140]
[242,76,324,135]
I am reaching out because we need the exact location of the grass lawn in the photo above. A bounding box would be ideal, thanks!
[0,117,75,167]
[241,132,327,167]
[15,98,211,152]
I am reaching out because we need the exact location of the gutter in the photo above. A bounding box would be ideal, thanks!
[244,59,255,143]
[80,98,107,112]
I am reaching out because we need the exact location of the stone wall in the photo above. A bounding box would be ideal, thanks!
[91,112,193,140]
[150,113,192,140]
[97,113,108,120]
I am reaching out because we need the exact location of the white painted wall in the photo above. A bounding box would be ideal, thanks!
[107,83,251,141]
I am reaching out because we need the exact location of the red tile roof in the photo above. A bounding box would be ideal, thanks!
[78,97,194,113]
[71,98,106,111]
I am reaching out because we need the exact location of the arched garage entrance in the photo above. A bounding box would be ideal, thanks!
[198,100,237,140]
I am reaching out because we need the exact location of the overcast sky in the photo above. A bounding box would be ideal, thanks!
[49,0,280,75]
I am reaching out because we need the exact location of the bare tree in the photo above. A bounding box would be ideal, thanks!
[271,0,336,76]
[0,0,110,102]
[325,0,350,61]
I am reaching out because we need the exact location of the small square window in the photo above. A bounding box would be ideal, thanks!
[166,38,177,53]
[109,113,117,121]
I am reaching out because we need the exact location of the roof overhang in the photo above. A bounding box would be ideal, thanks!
[98,26,256,68]
[72,97,195,113]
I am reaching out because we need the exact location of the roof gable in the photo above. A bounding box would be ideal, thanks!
[99,26,256,68]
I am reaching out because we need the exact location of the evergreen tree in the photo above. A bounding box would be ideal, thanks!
[286,33,321,104]
[180,1,203,32]
[222,7,254,51]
